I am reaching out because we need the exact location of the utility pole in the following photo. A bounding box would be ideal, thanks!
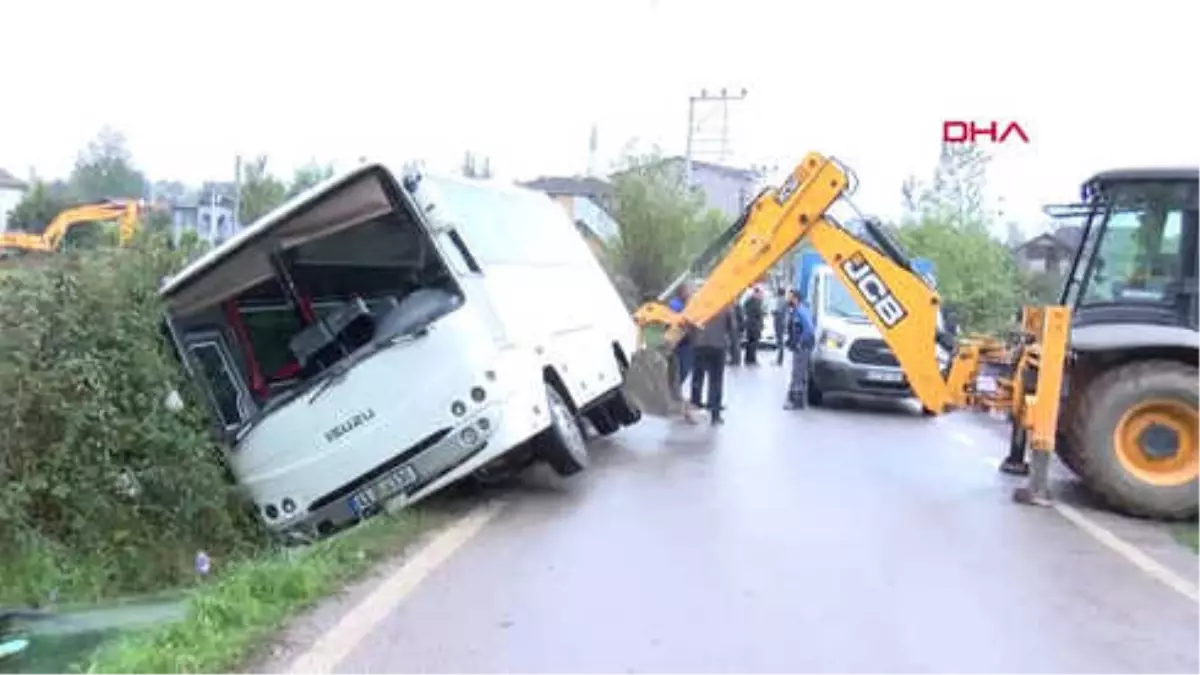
[684,87,748,188]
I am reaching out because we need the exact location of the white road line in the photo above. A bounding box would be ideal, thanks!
[964,441,1198,605]
[1051,502,1200,604]
[286,500,507,674]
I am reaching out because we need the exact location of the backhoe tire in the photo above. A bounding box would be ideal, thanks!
[1066,360,1198,521]
[1054,431,1085,477]
[1054,370,1090,477]
[535,384,591,477]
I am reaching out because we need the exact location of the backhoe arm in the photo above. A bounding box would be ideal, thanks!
[632,152,848,343]
[42,202,141,250]
[630,151,976,415]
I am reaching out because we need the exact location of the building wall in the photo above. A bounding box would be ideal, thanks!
[688,166,755,221]
[0,186,26,233]
[172,204,239,245]
[654,158,758,221]
[1016,239,1070,275]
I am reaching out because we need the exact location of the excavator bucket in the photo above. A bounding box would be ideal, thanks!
[621,326,685,418]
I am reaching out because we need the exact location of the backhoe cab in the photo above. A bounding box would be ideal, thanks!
[1005,168,1198,519]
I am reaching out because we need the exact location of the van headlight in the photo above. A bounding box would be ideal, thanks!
[820,329,847,349]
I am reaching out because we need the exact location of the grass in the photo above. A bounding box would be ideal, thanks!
[0,541,208,610]
[1169,522,1199,553]
[79,510,434,674]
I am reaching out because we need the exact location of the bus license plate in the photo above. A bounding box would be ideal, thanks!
[351,465,419,514]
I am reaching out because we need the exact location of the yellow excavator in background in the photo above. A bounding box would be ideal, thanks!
[622,152,1198,521]
[0,200,143,256]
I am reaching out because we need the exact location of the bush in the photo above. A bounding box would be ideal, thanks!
[0,233,264,606]
[894,218,1025,335]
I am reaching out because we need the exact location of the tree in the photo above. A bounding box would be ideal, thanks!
[237,155,287,225]
[1020,268,1064,306]
[287,160,336,198]
[605,149,728,304]
[895,142,1024,334]
[902,142,992,230]
[461,151,493,179]
[67,127,148,202]
[4,180,73,233]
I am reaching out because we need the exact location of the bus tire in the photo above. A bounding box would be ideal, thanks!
[536,384,590,477]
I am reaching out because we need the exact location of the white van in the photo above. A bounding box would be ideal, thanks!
[159,164,642,542]
[804,264,950,409]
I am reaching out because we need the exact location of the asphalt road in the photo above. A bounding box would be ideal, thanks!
[314,362,1199,673]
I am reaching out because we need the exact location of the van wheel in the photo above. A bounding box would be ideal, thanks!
[536,385,590,477]
[806,382,824,407]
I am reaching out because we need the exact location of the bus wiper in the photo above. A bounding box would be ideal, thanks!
[307,325,432,405]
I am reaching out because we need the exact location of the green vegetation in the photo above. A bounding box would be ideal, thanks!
[603,147,730,307]
[0,233,264,608]
[82,510,433,674]
[895,143,1028,335]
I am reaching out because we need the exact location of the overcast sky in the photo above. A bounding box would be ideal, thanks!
[2,0,1195,236]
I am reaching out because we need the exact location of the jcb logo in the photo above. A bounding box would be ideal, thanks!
[841,253,907,328]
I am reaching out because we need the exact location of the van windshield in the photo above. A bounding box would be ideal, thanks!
[826,277,868,320]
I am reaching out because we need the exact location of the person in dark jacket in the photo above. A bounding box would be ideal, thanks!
[742,285,766,365]
[771,286,789,365]
[728,301,743,366]
[669,284,698,422]
[690,304,736,425]
[784,291,817,410]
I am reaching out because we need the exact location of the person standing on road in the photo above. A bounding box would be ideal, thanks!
[690,303,736,425]
[742,285,766,365]
[771,286,789,366]
[784,290,817,410]
[669,285,698,423]
[728,299,744,367]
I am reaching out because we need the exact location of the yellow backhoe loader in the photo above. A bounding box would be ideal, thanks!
[622,152,1198,520]
[0,200,143,256]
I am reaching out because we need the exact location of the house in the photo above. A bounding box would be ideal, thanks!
[518,176,621,256]
[611,156,763,221]
[1013,225,1082,275]
[0,167,29,233]
[170,181,241,246]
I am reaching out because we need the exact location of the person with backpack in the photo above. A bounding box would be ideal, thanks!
[784,290,817,410]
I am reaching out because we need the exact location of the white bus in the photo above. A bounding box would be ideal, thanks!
[159,164,642,542]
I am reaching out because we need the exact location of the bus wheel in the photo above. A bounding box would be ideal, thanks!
[537,385,590,477]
